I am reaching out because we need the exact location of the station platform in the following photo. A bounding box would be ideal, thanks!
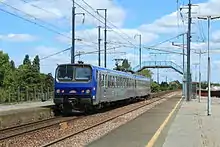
[87,93,182,147]
[87,95,220,147]
[0,100,54,129]
[0,100,54,113]
[162,97,220,147]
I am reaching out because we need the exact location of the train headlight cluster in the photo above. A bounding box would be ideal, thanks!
[56,89,60,93]
[86,89,90,94]
[56,89,65,93]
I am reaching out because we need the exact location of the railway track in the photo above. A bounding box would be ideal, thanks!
[0,90,178,146]
[41,92,176,147]
[0,116,79,141]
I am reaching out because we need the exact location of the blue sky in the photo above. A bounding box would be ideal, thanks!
[1,0,220,83]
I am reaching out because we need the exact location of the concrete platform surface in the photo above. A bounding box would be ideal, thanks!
[87,93,181,147]
[0,100,54,113]
[162,97,220,147]
[0,100,54,129]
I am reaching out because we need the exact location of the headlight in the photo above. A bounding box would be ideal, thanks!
[56,89,60,93]
[86,89,90,94]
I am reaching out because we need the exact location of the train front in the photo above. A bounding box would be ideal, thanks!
[54,63,96,112]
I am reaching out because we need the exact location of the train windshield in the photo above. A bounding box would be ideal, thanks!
[56,65,74,81]
[75,67,91,81]
[56,65,92,82]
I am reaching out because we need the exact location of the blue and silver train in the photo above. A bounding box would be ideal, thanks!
[54,62,151,113]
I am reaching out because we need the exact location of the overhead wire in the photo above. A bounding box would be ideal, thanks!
[20,0,98,47]
[0,1,64,32]
[80,0,137,44]
[0,7,71,39]
[40,47,71,60]
[149,33,185,48]
[40,45,124,61]
[1,0,188,61]
[0,1,99,49]
[0,6,97,50]
[73,0,137,48]
[19,0,70,21]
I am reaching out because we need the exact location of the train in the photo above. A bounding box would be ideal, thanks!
[54,62,151,113]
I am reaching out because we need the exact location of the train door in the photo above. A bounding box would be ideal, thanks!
[97,72,102,103]
[103,74,108,101]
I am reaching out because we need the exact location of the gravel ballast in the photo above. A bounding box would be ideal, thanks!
[0,92,179,147]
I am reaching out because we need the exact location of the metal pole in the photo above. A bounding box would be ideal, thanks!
[139,35,142,70]
[182,33,185,98]
[207,16,211,116]
[195,64,198,82]
[98,26,101,66]
[71,1,75,64]
[157,68,159,84]
[104,9,107,68]
[199,51,201,102]
[186,0,192,101]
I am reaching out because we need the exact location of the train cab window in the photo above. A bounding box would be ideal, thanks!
[56,65,74,81]
[75,66,92,81]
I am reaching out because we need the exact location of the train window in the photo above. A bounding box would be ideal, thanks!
[109,76,112,87]
[75,67,92,81]
[99,73,101,86]
[104,75,107,88]
[122,78,124,88]
[112,76,114,88]
[107,75,110,87]
[121,77,123,87]
[101,74,104,87]
[56,65,74,81]
[113,76,116,88]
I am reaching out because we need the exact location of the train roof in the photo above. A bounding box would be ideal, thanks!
[57,63,150,81]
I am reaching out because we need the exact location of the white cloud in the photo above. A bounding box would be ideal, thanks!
[139,12,182,34]
[5,0,126,27]
[138,0,220,36]
[212,30,220,43]
[0,33,36,42]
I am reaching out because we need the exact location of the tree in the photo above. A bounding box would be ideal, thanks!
[160,82,169,91]
[0,51,54,103]
[32,55,40,72]
[138,69,153,78]
[0,51,10,87]
[122,59,131,70]
[23,54,31,65]
[114,59,131,71]
[151,81,160,92]
[10,60,15,70]
[201,82,208,89]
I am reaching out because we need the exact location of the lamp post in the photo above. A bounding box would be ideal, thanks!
[198,15,220,116]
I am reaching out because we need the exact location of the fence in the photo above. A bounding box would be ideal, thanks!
[0,86,54,104]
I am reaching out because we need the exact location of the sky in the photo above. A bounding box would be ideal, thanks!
[1,0,220,83]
